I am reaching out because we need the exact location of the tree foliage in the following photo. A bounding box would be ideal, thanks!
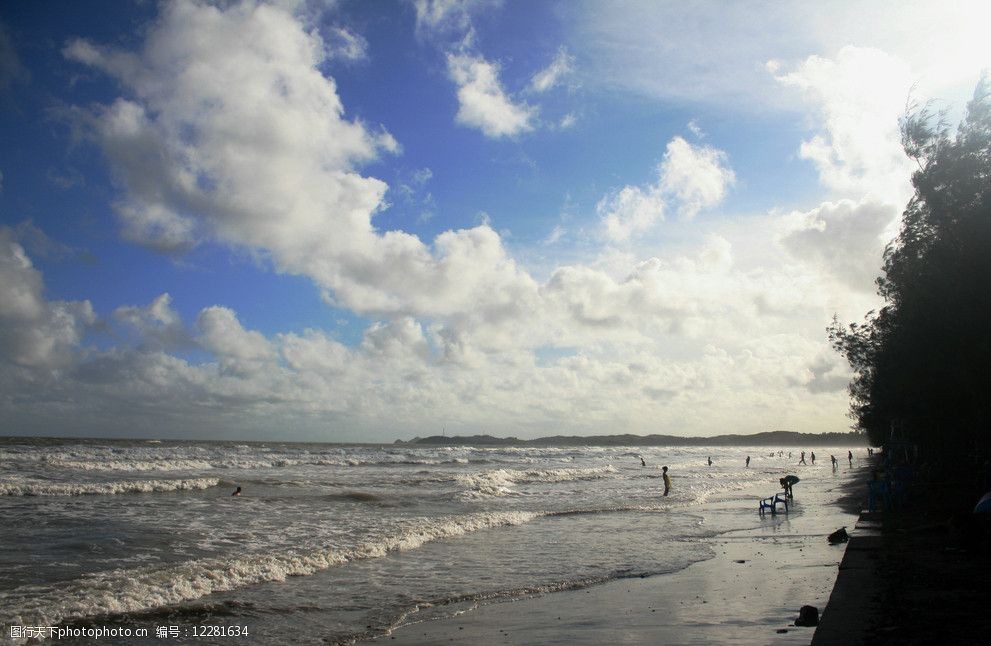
[829,77,991,470]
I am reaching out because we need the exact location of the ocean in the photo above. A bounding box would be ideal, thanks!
[0,438,854,644]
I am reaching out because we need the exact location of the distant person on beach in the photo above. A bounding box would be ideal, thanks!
[746,455,750,467]
[662,466,671,496]
[831,455,838,470]
[641,456,646,467]
[811,451,816,465]
[848,450,853,466]
[232,486,241,496]
[707,456,712,466]
[799,451,806,465]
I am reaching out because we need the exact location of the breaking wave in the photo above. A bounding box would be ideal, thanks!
[455,466,618,496]
[1,510,542,630]
[0,477,222,497]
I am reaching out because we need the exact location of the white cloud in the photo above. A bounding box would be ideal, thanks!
[597,185,665,242]
[447,52,535,138]
[0,223,858,439]
[64,1,543,325]
[598,136,735,241]
[325,26,368,61]
[570,1,990,113]
[772,46,915,204]
[196,306,276,377]
[412,0,475,40]
[778,198,896,292]
[530,47,575,93]
[0,228,94,371]
[9,0,886,440]
[114,293,188,350]
[658,137,736,219]
[559,112,577,129]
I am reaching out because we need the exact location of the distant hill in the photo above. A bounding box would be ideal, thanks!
[395,431,865,447]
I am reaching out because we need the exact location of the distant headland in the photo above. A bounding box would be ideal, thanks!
[395,430,865,447]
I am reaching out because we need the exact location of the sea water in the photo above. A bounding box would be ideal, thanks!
[0,438,850,644]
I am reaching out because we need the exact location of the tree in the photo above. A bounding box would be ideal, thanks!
[830,77,991,473]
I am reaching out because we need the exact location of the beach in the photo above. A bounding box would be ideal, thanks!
[380,462,867,645]
[1,439,867,645]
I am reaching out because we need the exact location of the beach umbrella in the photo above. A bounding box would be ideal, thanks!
[973,491,991,513]
[783,475,800,485]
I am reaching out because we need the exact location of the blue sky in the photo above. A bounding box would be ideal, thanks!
[1,0,988,441]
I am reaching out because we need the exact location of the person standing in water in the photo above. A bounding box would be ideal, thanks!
[831,455,838,470]
[232,486,241,496]
[745,455,751,467]
[848,450,853,466]
[662,466,671,496]
[641,456,646,467]
[707,456,712,466]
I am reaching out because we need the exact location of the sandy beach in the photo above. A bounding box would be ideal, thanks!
[378,465,867,645]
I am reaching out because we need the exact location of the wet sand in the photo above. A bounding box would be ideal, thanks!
[377,466,868,645]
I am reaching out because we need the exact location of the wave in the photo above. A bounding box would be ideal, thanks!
[40,454,481,473]
[46,458,218,472]
[0,477,222,497]
[455,465,617,497]
[1,510,542,631]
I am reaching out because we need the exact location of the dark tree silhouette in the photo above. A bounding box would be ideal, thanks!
[830,77,991,474]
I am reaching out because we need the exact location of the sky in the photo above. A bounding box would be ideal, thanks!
[1,0,988,442]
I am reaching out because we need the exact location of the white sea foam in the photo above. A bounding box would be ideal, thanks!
[39,454,478,472]
[47,458,217,472]
[0,477,222,496]
[1,510,542,630]
[455,466,618,496]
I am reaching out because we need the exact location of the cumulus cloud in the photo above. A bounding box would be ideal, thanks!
[658,137,736,219]
[778,198,896,291]
[0,228,94,371]
[114,293,189,351]
[771,46,915,204]
[196,306,275,374]
[447,52,535,138]
[802,352,852,394]
[0,224,855,439]
[597,185,666,242]
[598,136,735,241]
[63,0,542,326]
[5,1,871,440]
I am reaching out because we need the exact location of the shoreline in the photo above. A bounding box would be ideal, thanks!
[375,464,869,644]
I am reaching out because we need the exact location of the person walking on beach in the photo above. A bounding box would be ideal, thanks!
[662,466,671,496]
[745,455,750,467]
[810,451,816,465]
[799,451,807,465]
[848,450,853,466]
[707,456,712,466]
